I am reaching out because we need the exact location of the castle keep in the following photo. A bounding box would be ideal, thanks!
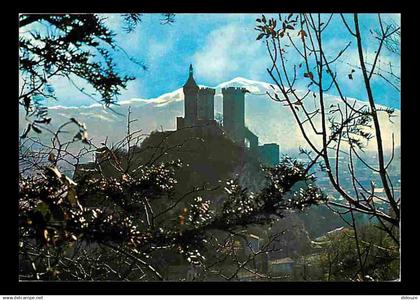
[177,65,280,166]
[177,65,218,130]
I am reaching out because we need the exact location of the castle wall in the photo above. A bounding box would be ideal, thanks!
[244,127,259,152]
[258,143,280,166]
[177,116,185,130]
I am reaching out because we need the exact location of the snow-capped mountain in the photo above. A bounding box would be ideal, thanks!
[19,77,400,154]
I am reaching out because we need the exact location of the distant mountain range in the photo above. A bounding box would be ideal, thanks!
[19,77,400,154]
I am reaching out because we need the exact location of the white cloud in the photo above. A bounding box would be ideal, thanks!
[118,80,144,102]
[146,34,176,65]
[193,24,268,82]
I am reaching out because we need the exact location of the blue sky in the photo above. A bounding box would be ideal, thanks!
[21,13,401,109]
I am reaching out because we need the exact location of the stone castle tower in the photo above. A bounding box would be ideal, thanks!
[183,64,199,126]
[222,87,246,145]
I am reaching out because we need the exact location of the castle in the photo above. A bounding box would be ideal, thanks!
[73,65,281,183]
[176,64,279,166]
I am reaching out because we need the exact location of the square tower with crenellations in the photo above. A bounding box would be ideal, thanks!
[222,87,247,145]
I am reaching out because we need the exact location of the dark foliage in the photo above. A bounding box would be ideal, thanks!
[19,154,325,280]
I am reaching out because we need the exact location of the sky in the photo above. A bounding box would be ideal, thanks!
[20,13,401,109]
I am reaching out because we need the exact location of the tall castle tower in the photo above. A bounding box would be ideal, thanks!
[222,87,247,145]
[183,64,199,126]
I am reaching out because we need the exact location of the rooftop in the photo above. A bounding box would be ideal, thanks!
[183,64,198,88]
